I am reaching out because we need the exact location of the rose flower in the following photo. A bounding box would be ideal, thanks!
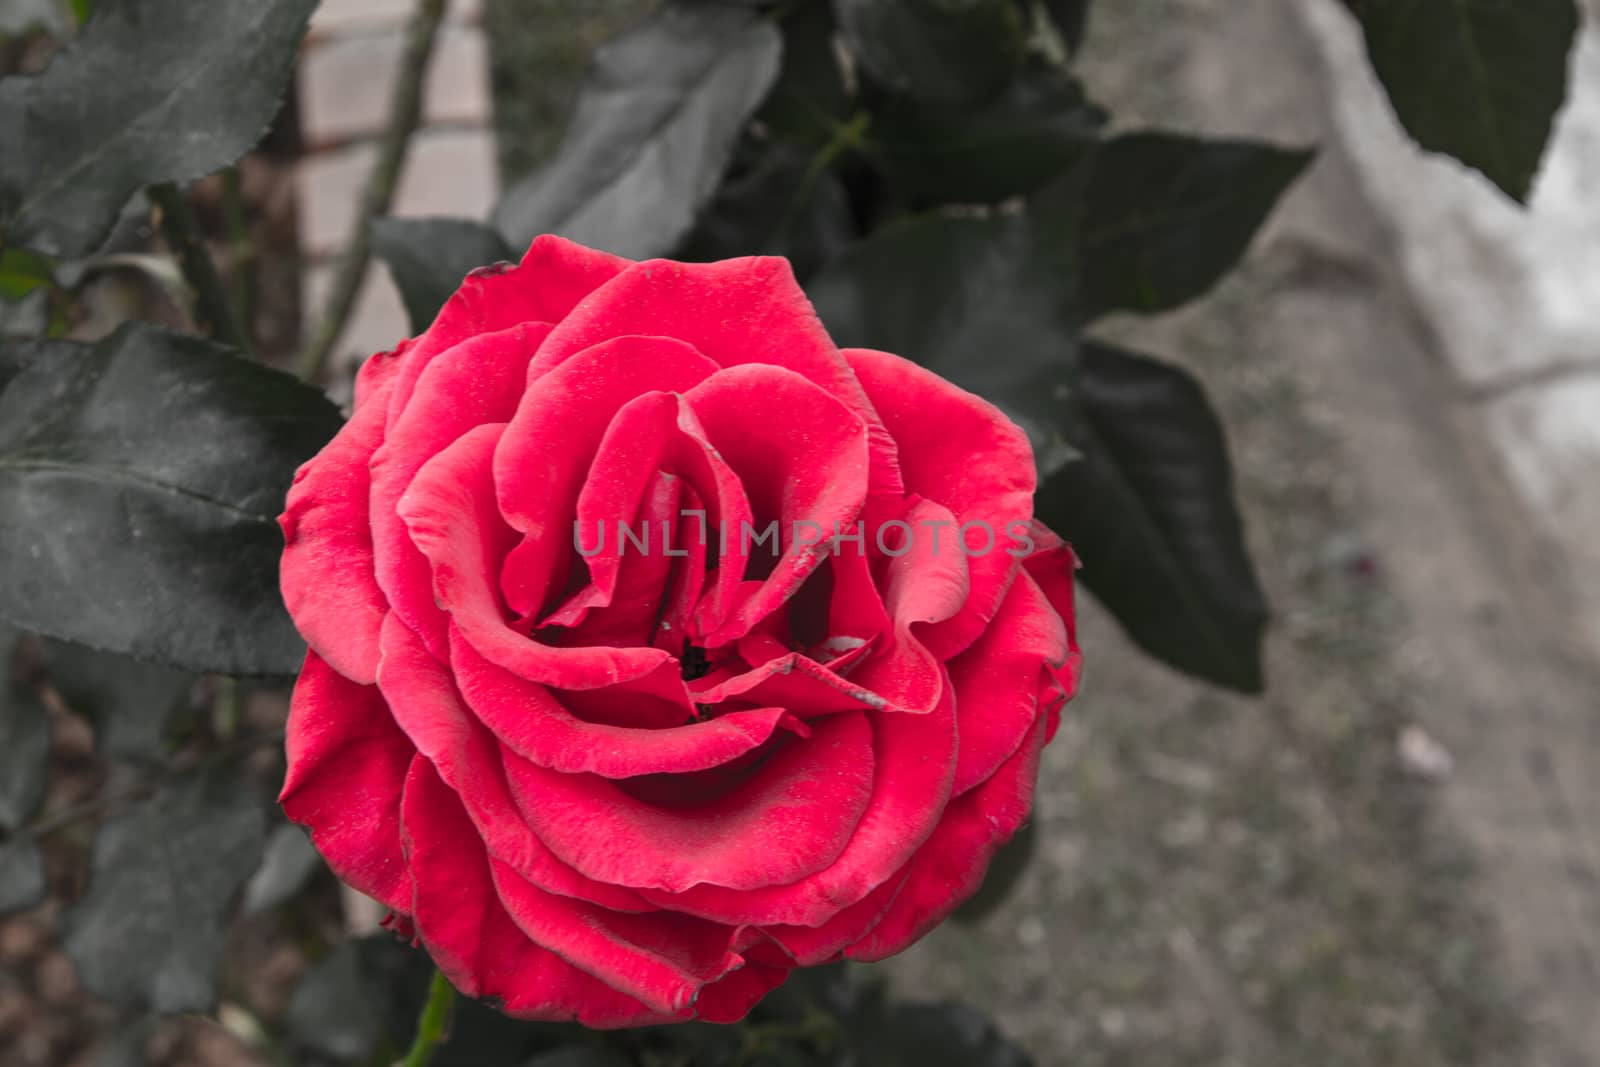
[278,236,1081,1025]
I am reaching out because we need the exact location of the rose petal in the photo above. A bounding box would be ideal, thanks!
[400,757,675,1026]
[279,652,414,912]
[496,336,720,620]
[529,255,903,499]
[490,858,745,1015]
[949,570,1067,797]
[386,235,630,432]
[503,712,876,893]
[763,868,911,966]
[402,423,673,689]
[378,613,653,913]
[370,322,552,658]
[450,624,811,777]
[644,680,957,926]
[682,365,871,648]
[1021,522,1084,730]
[845,712,1048,962]
[279,370,397,684]
[845,348,1036,659]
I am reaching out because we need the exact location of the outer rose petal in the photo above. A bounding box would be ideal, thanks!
[280,653,414,913]
[844,347,1037,659]
[845,712,1050,962]
[1022,523,1085,727]
[385,235,630,432]
[529,255,904,498]
[948,570,1067,797]
[279,367,396,684]
[377,613,653,914]
[400,757,675,1026]
[371,322,551,659]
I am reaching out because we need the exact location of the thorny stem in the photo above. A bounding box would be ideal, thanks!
[399,969,458,1067]
[149,181,255,357]
[299,0,449,383]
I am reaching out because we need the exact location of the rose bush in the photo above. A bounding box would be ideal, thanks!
[277,235,1081,1026]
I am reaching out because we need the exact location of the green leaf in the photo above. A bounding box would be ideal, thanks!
[0,323,344,675]
[0,0,66,36]
[808,178,1082,478]
[760,0,849,144]
[0,624,49,831]
[677,140,856,280]
[1042,0,1091,53]
[63,766,266,1013]
[0,0,316,256]
[1079,132,1311,318]
[286,939,390,1063]
[494,3,781,259]
[0,837,45,915]
[241,822,322,916]
[40,638,192,761]
[833,0,1028,105]
[1340,0,1577,202]
[871,59,1105,204]
[1036,341,1266,692]
[0,248,54,301]
[371,216,514,336]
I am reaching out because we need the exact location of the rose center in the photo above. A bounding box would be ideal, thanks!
[680,640,711,682]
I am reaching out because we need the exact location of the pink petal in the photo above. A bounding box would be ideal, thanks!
[845,348,1036,659]
[502,712,876,893]
[377,614,652,913]
[845,713,1048,962]
[279,652,414,912]
[763,868,911,966]
[401,424,673,689]
[949,570,1067,797]
[370,322,551,659]
[528,255,903,499]
[450,624,810,777]
[644,681,958,926]
[278,369,396,684]
[495,336,720,619]
[400,757,676,1026]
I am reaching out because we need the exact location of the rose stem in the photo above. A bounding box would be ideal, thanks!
[400,968,458,1067]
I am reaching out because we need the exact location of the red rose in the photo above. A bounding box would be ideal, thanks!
[277,236,1081,1026]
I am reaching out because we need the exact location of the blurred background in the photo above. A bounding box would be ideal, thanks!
[4,0,1600,1065]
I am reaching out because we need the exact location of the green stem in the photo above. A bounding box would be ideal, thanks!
[299,0,449,383]
[221,166,256,338]
[149,181,255,357]
[400,969,457,1067]
[775,111,871,239]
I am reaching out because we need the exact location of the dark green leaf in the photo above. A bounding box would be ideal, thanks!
[677,141,856,280]
[0,0,316,256]
[0,249,54,301]
[0,837,45,915]
[371,216,514,335]
[1042,0,1090,53]
[865,1001,1034,1066]
[1340,0,1577,202]
[760,0,849,144]
[0,323,344,675]
[241,822,322,916]
[41,638,191,760]
[872,59,1105,204]
[953,817,1036,923]
[0,625,49,831]
[833,0,1028,105]
[494,3,781,258]
[1036,342,1266,692]
[63,766,266,1013]
[1079,132,1311,318]
[808,179,1082,478]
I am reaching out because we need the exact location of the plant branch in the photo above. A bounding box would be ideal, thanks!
[299,0,449,382]
[149,181,255,357]
[399,969,457,1067]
